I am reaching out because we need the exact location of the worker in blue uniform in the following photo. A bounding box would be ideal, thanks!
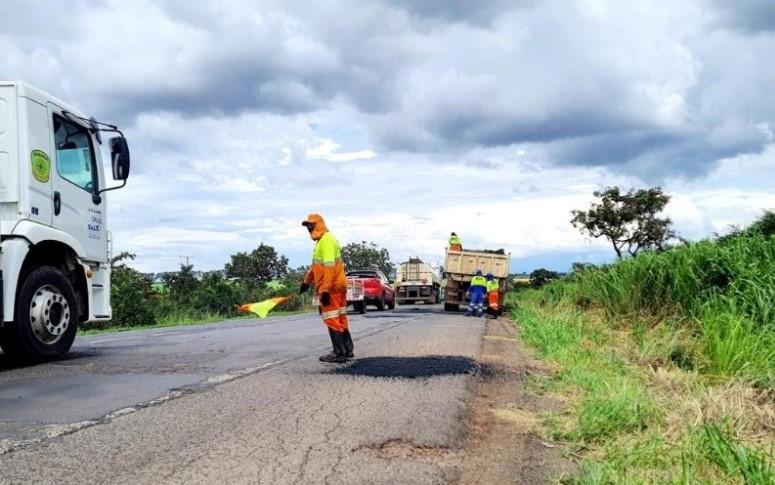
[466,269,487,317]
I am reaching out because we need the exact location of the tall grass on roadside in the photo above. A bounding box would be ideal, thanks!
[509,296,775,484]
[691,422,774,485]
[580,235,775,327]
[539,234,775,383]
[515,306,658,445]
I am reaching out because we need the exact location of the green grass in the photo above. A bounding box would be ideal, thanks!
[535,234,775,384]
[79,309,311,335]
[508,298,775,485]
[700,313,775,383]
[691,422,774,484]
[515,306,658,447]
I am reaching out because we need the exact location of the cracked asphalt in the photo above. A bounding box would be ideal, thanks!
[0,305,486,484]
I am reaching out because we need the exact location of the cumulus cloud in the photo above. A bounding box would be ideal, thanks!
[1,0,773,272]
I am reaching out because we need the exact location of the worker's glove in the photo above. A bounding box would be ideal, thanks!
[299,282,310,294]
[319,292,331,306]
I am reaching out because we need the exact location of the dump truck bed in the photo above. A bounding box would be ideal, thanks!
[443,249,511,312]
[444,249,510,278]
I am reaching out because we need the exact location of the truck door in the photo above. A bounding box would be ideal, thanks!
[47,108,107,263]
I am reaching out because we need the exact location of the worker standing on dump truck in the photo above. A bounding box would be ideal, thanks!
[449,232,462,251]
[300,214,354,363]
[466,270,487,317]
[486,273,500,318]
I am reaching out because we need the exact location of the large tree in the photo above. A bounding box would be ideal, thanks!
[571,186,675,258]
[341,241,395,279]
[225,243,289,285]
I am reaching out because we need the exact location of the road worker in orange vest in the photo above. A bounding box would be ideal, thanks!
[486,273,500,319]
[300,214,353,363]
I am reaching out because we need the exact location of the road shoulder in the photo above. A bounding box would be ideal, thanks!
[458,317,576,484]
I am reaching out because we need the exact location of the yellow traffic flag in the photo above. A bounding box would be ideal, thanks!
[236,296,290,319]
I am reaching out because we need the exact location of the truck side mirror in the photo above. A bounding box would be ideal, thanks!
[109,136,131,180]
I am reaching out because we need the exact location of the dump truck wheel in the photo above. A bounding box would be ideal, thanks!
[0,266,78,363]
[444,303,459,312]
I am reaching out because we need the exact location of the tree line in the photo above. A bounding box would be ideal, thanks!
[102,241,394,329]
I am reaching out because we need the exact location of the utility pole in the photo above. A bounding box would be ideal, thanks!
[179,255,194,266]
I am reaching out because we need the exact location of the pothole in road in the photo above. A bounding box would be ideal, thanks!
[333,356,478,379]
[353,439,460,461]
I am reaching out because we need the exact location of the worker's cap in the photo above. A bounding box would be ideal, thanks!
[486,272,494,279]
[451,232,457,235]
[475,269,482,275]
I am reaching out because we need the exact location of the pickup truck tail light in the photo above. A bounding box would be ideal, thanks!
[363,279,380,289]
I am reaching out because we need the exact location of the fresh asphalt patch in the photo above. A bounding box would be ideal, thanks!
[332,355,479,379]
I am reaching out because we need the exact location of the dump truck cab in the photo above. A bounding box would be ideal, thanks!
[0,81,130,361]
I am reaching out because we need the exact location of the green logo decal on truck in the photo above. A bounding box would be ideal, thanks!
[31,150,51,183]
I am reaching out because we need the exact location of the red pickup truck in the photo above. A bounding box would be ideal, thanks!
[346,269,395,313]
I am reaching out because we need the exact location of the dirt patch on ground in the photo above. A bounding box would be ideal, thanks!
[457,317,576,484]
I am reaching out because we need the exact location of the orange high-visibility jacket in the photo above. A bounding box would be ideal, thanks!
[303,214,347,295]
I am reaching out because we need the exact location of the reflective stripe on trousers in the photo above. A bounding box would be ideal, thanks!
[468,291,485,313]
[320,291,349,333]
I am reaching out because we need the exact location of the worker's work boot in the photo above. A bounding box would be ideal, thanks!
[319,329,339,362]
[343,330,355,359]
[319,330,347,364]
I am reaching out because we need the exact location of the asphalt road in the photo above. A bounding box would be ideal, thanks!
[0,305,488,484]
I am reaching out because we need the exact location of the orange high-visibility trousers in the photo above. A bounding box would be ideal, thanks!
[319,291,349,333]
[487,291,499,312]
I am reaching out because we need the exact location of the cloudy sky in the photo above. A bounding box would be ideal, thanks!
[2,0,774,273]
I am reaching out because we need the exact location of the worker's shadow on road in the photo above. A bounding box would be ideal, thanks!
[331,355,478,379]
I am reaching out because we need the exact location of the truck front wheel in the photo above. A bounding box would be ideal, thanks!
[0,266,78,362]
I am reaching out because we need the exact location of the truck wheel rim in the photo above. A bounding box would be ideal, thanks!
[29,285,70,345]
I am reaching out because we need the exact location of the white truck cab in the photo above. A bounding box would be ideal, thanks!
[0,81,130,362]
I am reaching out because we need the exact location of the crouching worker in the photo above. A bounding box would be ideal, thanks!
[300,214,354,363]
[466,269,487,318]
[486,273,500,319]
